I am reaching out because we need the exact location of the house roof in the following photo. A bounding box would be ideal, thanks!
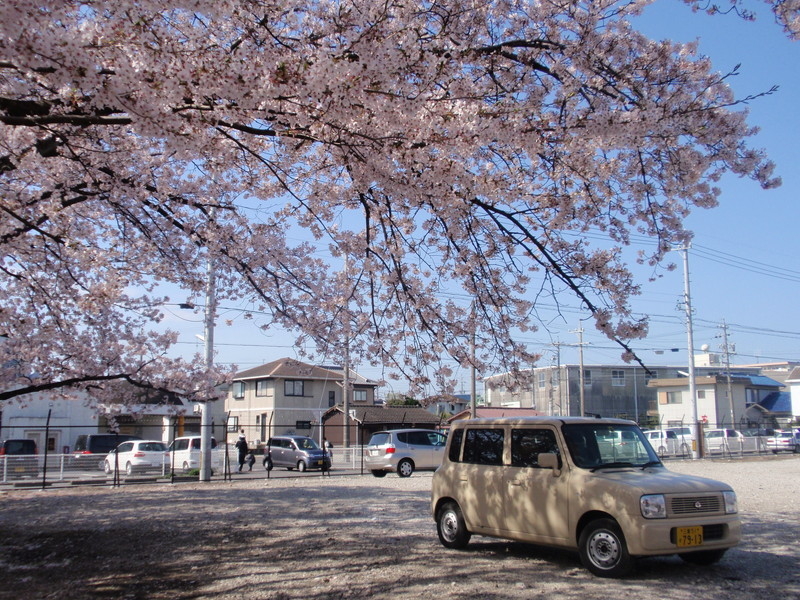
[234,358,377,385]
[323,405,442,425]
[449,407,544,422]
[754,391,792,413]
[648,374,784,388]
[787,366,800,382]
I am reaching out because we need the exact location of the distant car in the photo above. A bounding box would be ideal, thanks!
[643,429,691,457]
[73,434,142,470]
[0,439,38,478]
[167,436,218,473]
[263,435,330,472]
[704,429,745,453]
[364,428,447,477]
[665,426,695,442]
[765,431,800,454]
[104,440,169,476]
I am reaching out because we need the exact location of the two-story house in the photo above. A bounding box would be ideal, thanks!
[225,358,380,447]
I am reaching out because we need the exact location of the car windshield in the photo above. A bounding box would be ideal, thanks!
[295,438,320,450]
[562,424,659,469]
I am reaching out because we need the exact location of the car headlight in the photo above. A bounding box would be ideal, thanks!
[723,490,738,514]
[640,494,667,519]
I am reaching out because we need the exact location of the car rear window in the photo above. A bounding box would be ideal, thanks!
[368,433,390,447]
[3,440,36,454]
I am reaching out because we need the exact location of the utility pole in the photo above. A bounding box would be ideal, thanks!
[199,253,216,482]
[679,246,700,459]
[342,256,351,447]
[720,320,736,427]
[470,300,477,418]
[570,327,586,417]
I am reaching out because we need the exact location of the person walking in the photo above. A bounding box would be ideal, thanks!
[235,430,248,473]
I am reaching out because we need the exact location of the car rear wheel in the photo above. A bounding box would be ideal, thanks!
[657,445,667,456]
[104,461,112,475]
[679,549,727,565]
[297,460,307,472]
[182,461,190,473]
[126,462,134,477]
[578,518,633,578]
[371,470,387,478]
[679,443,691,456]
[397,458,414,477]
[437,502,471,549]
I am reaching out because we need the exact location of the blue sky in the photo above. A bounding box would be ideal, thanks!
[163,2,800,395]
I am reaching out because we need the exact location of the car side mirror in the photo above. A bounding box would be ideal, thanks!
[538,452,561,475]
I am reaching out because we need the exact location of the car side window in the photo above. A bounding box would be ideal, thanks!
[407,431,432,446]
[117,442,133,453]
[511,429,559,468]
[463,428,504,465]
[448,429,464,462]
[428,432,446,446]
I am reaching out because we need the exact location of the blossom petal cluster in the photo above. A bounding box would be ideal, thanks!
[0,0,791,401]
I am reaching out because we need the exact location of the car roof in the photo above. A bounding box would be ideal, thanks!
[371,428,441,434]
[449,416,635,428]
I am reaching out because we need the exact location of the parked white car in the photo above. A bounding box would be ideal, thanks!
[704,429,745,453]
[643,429,691,457]
[167,436,218,472]
[104,440,169,476]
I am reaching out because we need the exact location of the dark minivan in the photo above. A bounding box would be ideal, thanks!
[1,439,38,478]
[73,434,141,470]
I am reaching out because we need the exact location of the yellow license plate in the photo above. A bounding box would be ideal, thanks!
[676,526,704,547]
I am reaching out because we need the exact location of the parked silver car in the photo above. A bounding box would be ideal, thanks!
[263,435,331,472]
[364,428,447,477]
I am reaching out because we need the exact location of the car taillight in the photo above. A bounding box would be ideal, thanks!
[385,447,396,454]
[133,452,145,458]
[0,448,5,456]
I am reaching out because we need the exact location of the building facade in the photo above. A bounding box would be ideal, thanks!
[225,358,379,447]
[484,359,764,425]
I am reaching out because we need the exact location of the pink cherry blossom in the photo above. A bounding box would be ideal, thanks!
[0,0,794,402]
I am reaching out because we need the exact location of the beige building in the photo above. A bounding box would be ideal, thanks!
[225,358,379,448]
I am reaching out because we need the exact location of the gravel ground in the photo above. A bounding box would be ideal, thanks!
[0,455,798,600]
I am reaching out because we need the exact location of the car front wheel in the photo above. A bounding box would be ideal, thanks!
[263,458,273,471]
[578,518,633,578]
[437,502,471,549]
[397,458,414,477]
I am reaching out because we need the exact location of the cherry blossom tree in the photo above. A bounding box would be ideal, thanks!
[0,0,795,404]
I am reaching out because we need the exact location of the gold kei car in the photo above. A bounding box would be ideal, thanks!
[431,417,741,577]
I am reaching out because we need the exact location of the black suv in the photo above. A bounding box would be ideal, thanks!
[1,439,38,478]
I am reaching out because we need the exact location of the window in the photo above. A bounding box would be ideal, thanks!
[583,370,592,386]
[611,370,625,386]
[227,416,239,432]
[463,428,504,465]
[667,391,682,404]
[538,372,546,389]
[284,380,304,396]
[697,390,706,399]
[354,389,367,402]
[511,429,560,468]
[256,380,269,397]
[232,381,245,399]
[448,429,464,462]
[328,391,336,407]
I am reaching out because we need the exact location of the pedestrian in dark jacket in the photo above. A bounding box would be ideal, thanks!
[235,431,248,473]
